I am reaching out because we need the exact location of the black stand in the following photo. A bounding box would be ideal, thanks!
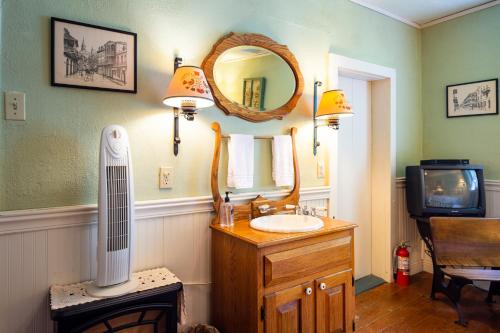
[486,268,500,304]
[51,282,182,333]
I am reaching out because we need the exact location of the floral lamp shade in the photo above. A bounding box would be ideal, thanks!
[316,89,353,119]
[163,66,214,110]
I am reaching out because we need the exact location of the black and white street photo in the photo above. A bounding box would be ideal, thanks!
[51,18,137,93]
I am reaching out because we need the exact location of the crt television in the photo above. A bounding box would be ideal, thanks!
[406,160,486,218]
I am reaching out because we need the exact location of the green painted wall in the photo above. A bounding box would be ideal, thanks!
[0,0,422,211]
[422,6,500,179]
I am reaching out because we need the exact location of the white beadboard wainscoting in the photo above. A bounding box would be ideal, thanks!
[0,187,330,333]
[396,178,500,274]
[2,180,498,332]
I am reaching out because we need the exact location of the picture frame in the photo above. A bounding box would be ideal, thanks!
[51,17,137,93]
[243,78,253,108]
[446,78,497,118]
[242,77,266,111]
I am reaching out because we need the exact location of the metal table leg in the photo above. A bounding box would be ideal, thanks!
[415,218,472,326]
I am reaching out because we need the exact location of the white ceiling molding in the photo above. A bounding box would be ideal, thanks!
[421,0,499,28]
[217,48,273,63]
[349,0,420,28]
[349,0,499,29]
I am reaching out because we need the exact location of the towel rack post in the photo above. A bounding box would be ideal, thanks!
[210,122,223,220]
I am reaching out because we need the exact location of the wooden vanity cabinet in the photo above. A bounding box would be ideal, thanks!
[211,218,356,333]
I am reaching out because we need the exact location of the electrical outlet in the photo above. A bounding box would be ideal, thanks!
[317,160,325,179]
[159,167,174,189]
[5,91,26,120]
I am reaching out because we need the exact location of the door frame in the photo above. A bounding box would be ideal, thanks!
[327,53,396,282]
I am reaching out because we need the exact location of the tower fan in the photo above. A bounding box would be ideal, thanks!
[87,125,138,297]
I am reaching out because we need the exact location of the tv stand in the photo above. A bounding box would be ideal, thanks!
[414,217,499,305]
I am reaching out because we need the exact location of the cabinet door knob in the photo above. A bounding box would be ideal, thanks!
[319,282,327,290]
[305,287,312,295]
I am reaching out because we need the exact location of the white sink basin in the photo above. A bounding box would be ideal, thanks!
[250,215,324,233]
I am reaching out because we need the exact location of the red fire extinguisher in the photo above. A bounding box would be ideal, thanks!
[394,242,410,287]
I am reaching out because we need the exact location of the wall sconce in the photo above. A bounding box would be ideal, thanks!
[163,57,214,156]
[313,81,353,155]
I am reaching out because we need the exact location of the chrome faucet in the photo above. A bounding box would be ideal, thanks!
[293,204,310,215]
[258,204,328,217]
[290,205,328,217]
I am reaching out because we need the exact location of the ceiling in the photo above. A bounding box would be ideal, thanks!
[350,0,498,28]
[217,46,272,63]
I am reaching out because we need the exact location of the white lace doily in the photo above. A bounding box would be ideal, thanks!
[50,267,182,310]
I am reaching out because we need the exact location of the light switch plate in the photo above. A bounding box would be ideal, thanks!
[159,167,174,189]
[5,91,26,120]
[317,160,325,179]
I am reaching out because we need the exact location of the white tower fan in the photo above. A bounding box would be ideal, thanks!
[87,125,138,297]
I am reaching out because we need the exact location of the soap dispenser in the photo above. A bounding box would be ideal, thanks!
[220,191,234,227]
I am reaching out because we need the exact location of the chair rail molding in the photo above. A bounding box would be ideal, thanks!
[396,177,500,191]
[0,186,331,235]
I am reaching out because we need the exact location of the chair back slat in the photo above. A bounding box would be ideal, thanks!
[430,217,500,267]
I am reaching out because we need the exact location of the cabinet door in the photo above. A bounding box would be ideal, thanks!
[264,282,314,333]
[315,270,354,333]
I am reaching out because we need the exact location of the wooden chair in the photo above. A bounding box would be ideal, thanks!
[430,217,500,326]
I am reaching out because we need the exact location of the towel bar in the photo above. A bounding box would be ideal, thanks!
[221,134,274,140]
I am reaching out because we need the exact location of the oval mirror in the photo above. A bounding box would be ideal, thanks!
[202,33,304,122]
[214,46,296,112]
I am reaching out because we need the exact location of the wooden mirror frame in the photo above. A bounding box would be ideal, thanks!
[210,122,300,224]
[202,32,304,122]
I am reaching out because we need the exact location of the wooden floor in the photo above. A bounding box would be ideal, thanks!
[355,272,500,332]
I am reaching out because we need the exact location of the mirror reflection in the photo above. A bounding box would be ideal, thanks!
[213,46,296,112]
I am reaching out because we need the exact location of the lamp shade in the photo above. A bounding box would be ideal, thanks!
[163,66,214,110]
[316,89,353,119]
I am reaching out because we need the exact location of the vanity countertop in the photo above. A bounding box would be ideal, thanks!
[210,216,357,248]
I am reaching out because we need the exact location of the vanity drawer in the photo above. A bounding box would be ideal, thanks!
[264,236,352,287]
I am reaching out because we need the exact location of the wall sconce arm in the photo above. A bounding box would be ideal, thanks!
[313,81,322,156]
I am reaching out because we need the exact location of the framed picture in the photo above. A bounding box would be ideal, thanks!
[243,78,253,108]
[446,78,497,118]
[242,77,266,111]
[51,17,137,93]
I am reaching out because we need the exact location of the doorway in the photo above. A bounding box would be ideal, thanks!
[337,76,373,280]
[328,54,396,284]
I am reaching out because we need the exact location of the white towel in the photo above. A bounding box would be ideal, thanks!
[272,135,294,187]
[227,134,254,189]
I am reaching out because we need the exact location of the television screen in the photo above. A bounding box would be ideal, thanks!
[423,169,480,209]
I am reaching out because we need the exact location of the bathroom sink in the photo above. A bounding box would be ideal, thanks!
[250,215,324,233]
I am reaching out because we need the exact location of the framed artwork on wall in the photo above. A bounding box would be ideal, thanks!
[243,78,253,108]
[51,17,137,93]
[446,78,497,118]
[242,77,266,111]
